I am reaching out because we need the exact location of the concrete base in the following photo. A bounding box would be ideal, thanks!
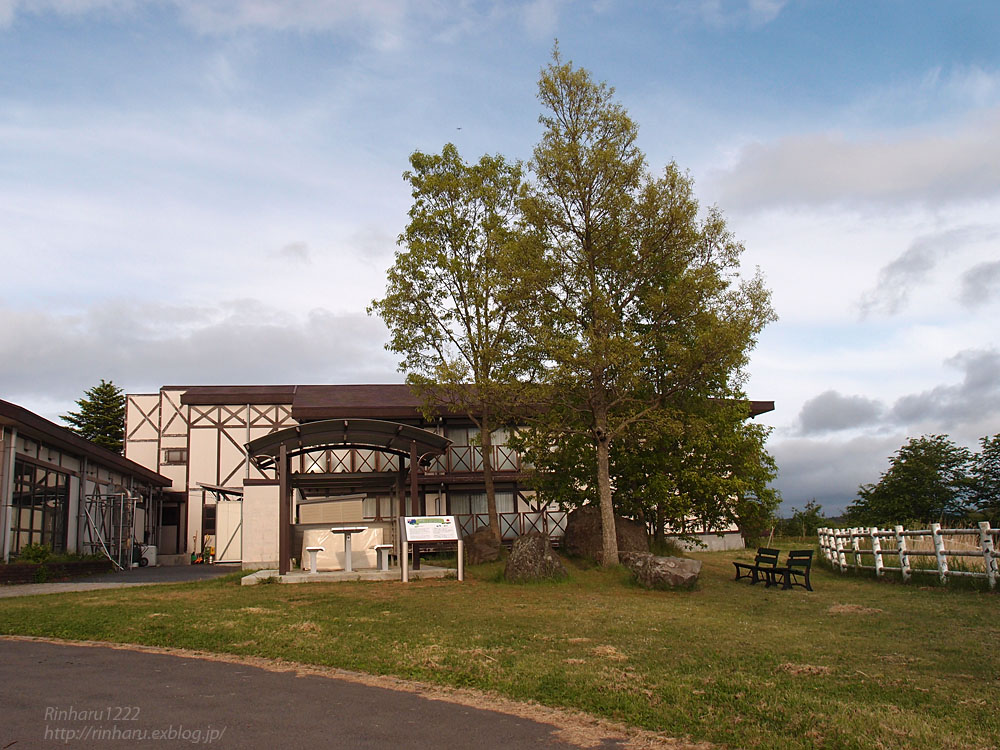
[240,565,455,586]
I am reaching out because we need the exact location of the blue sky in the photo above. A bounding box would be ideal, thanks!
[2,1,1000,514]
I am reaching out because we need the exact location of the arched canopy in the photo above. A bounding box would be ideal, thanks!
[246,418,451,472]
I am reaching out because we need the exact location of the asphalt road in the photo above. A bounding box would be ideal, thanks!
[0,640,619,749]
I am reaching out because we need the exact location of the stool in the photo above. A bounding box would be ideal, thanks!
[374,544,393,572]
[305,546,325,574]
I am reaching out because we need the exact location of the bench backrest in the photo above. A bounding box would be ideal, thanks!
[784,549,814,569]
[755,548,781,567]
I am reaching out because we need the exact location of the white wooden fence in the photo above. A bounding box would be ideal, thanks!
[818,522,999,589]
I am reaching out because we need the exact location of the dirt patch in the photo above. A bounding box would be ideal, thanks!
[2,635,711,749]
[778,663,832,676]
[828,604,883,615]
[288,621,321,634]
[591,644,628,661]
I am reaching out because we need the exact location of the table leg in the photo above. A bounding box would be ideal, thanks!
[344,533,353,573]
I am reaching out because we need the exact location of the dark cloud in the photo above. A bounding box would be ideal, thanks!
[959,260,1000,308]
[770,435,902,516]
[0,300,400,416]
[858,225,998,317]
[890,348,1000,427]
[797,390,884,435]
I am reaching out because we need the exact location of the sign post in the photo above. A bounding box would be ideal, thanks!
[398,516,463,583]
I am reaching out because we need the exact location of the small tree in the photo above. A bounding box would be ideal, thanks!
[518,50,774,565]
[371,144,533,541]
[845,435,973,525]
[62,379,126,453]
[787,501,826,538]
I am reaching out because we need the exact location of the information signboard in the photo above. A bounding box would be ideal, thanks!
[400,516,460,542]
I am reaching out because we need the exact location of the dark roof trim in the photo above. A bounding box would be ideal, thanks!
[172,385,775,420]
[0,399,170,486]
[180,385,297,405]
[246,418,451,472]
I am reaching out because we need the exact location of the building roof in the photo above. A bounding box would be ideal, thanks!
[0,399,171,486]
[179,384,776,420]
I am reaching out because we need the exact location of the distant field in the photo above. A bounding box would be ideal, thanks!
[1,547,997,749]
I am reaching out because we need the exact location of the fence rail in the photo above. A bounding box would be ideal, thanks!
[818,523,999,589]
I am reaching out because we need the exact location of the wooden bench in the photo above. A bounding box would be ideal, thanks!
[733,547,780,584]
[765,549,814,591]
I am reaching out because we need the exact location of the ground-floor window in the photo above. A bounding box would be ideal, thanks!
[449,490,515,516]
[11,459,69,554]
[363,494,398,521]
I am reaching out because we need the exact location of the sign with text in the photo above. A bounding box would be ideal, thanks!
[400,516,460,542]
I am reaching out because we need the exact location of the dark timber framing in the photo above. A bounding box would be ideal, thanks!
[246,418,451,575]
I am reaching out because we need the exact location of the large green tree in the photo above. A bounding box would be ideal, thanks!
[971,433,1000,522]
[845,434,973,525]
[61,379,126,453]
[370,143,534,541]
[517,51,774,564]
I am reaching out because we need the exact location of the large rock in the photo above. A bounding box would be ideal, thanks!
[464,527,502,565]
[620,551,701,590]
[563,505,649,563]
[503,532,568,583]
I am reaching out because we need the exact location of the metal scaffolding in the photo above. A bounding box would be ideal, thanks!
[82,490,137,570]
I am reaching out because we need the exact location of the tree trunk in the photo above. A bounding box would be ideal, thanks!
[481,418,501,543]
[594,409,619,566]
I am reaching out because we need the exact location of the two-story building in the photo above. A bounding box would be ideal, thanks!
[124,384,774,570]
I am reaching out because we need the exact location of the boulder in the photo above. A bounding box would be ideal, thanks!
[464,527,502,565]
[620,551,701,590]
[563,505,649,563]
[503,532,568,583]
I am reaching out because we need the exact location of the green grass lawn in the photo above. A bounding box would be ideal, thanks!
[1,547,997,749]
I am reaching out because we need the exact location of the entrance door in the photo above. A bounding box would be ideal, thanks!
[215,499,242,562]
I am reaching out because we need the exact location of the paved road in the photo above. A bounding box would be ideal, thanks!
[0,640,621,749]
[0,564,240,599]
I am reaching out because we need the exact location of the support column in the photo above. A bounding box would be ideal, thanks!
[409,440,420,570]
[278,443,290,575]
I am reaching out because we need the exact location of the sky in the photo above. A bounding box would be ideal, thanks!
[2,0,999,515]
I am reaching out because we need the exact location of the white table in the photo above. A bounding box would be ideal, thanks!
[328,526,368,572]
[305,546,325,574]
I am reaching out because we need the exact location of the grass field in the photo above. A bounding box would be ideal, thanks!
[1,547,997,749]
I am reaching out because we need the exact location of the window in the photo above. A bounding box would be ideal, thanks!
[449,490,514,516]
[363,495,397,520]
[163,448,187,465]
[10,459,69,555]
[202,504,217,536]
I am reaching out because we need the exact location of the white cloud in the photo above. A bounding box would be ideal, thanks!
[711,108,1000,210]
[0,300,400,411]
[687,0,789,28]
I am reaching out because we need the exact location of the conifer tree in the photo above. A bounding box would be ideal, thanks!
[62,379,126,453]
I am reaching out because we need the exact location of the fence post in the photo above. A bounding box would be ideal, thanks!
[850,528,862,570]
[834,528,847,571]
[979,521,997,590]
[895,525,910,582]
[870,527,884,577]
[930,522,948,584]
